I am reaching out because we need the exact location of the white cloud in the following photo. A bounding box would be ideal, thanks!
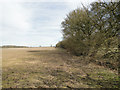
[1,2,32,32]
[0,0,98,46]
[0,0,97,3]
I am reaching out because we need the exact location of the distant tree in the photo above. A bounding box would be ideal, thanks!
[51,45,52,47]
[2,45,28,48]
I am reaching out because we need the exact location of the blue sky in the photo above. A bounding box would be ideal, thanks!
[0,0,97,47]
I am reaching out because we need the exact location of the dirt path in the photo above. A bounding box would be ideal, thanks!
[2,47,118,88]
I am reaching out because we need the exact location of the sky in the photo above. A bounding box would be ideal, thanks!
[0,0,98,47]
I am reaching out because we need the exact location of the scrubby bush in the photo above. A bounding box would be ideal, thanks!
[56,41,66,49]
[56,1,119,69]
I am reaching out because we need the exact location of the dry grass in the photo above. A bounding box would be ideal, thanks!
[0,48,2,89]
[2,47,119,88]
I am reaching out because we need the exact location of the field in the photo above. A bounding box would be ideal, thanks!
[2,47,118,88]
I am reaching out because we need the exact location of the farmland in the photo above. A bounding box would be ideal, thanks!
[2,47,118,88]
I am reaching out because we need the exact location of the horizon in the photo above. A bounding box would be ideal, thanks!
[1,44,56,47]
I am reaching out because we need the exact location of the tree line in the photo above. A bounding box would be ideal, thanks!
[1,45,28,48]
[56,1,119,69]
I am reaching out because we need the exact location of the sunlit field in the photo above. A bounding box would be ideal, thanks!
[2,47,118,88]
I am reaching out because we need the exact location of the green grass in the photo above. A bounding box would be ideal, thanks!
[2,47,119,88]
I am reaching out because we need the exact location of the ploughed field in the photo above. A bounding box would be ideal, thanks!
[2,47,118,88]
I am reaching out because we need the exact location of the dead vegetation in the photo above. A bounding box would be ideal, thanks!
[2,47,118,88]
